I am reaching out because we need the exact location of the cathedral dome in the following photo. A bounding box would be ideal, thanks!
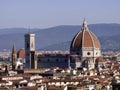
[70,20,101,54]
[17,48,25,59]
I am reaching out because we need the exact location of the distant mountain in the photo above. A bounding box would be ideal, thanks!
[40,35,120,52]
[0,23,120,51]
[100,35,120,51]
[0,28,39,35]
[39,41,71,51]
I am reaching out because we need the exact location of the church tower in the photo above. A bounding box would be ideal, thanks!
[11,43,17,70]
[25,33,36,69]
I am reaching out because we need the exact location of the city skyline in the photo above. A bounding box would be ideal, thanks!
[0,1,120,89]
[0,0,120,29]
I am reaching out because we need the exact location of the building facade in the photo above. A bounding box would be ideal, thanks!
[37,52,69,69]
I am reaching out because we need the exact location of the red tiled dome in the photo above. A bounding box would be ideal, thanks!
[17,48,25,59]
[70,20,101,53]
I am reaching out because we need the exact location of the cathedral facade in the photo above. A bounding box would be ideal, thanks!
[21,19,104,70]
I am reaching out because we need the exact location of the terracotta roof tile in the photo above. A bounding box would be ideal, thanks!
[70,21,101,54]
[17,48,25,59]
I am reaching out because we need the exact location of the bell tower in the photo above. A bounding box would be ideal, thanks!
[25,33,36,68]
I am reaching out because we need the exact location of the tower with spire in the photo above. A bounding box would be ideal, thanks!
[11,43,17,70]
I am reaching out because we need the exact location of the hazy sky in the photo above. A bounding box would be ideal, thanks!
[0,0,120,28]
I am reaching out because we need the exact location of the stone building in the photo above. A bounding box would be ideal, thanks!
[24,33,37,69]
[37,52,69,69]
[23,20,105,70]
[70,19,103,69]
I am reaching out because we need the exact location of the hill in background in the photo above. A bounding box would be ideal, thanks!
[0,23,120,52]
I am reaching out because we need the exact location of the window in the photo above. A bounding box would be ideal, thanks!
[31,42,34,48]
[87,52,90,55]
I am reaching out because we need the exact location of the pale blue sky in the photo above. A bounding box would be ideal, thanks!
[0,0,120,28]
